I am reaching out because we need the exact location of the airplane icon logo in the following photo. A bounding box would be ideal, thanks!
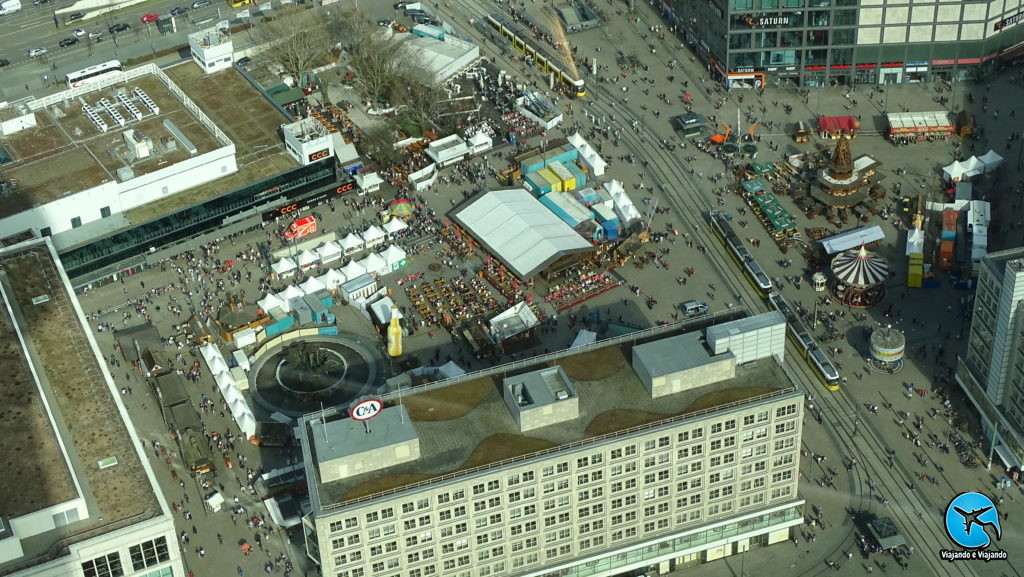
[945,492,1002,549]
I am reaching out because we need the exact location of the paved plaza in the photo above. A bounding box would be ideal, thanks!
[68,2,1024,576]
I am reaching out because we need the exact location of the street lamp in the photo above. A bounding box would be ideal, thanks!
[986,419,1000,470]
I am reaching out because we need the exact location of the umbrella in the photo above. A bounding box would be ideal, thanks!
[389,199,415,219]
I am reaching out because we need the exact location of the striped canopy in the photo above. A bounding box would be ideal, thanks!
[831,245,889,287]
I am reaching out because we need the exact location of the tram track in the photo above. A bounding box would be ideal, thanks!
[583,58,979,577]
[438,2,986,574]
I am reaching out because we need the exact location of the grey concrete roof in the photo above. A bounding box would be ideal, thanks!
[632,332,732,377]
[705,310,786,340]
[311,405,416,464]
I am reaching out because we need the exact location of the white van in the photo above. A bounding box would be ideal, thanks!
[0,0,23,15]
[682,301,709,316]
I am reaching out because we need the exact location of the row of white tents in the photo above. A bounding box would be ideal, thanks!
[942,150,1004,182]
[200,343,257,438]
[262,245,408,312]
[272,241,408,279]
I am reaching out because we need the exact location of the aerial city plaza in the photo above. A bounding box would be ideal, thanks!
[0,0,1023,576]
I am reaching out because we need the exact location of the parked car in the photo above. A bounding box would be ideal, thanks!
[27,47,47,57]
[141,13,158,22]
[66,11,85,22]
[32,0,49,4]
[191,0,210,8]
[72,28,86,36]
[170,6,187,15]
[58,37,79,47]
[393,2,409,8]
[0,59,10,67]
[88,30,102,39]
[108,22,129,33]
[235,56,251,67]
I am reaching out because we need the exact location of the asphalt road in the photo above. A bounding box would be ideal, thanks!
[0,0,260,94]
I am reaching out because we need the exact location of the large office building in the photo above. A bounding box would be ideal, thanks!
[654,0,1024,87]
[957,247,1024,471]
[298,312,804,577]
[0,238,183,577]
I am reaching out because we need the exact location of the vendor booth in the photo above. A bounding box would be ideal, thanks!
[886,111,954,142]
[817,115,859,139]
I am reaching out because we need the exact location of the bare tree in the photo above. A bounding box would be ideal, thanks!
[348,30,408,106]
[393,72,449,135]
[259,6,329,88]
[361,123,401,166]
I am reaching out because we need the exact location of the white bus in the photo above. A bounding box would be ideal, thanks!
[66,60,124,88]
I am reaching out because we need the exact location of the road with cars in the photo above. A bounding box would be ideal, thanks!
[0,0,240,93]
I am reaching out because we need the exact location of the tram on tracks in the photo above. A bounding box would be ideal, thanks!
[708,211,773,296]
[768,291,841,391]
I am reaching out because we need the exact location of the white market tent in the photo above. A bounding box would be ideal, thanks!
[280,285,305,301]
[272,257,298,277]
[943,154,999,182]
[567,132,607,176]
[362,225,387,247]
[905,228,925,255]
[323,268,347,288]
[296,250,321,269]
[607,179,641,225]
[451,188,594,279]
[340,259,367,280]
[200,342,220,364]
[215,371,236,392]
[233,407,257,437]
[230,398,250,416]
[979,149,1004,173]
[340,232,364,255]
[384,218,409,235]
[222,383,245,405]
[355,171,385,192]
[207,354,228,375]
[301,275,327,294]
[258,293,284,313]
[381,244,408,268]
[316,241,343,264]
[358,252,389,276]
[467,131,493,153]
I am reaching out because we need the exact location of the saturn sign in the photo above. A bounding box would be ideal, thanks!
[350,399,384,421]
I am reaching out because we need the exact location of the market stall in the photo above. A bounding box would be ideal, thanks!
[886,111,954,142]
[818,115,859,139]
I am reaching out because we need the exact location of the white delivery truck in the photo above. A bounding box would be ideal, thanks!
[0,0,21,14]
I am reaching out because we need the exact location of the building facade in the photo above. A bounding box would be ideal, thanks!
[301,391,805,577]
[654,0,1024,87]
[957,247,1024,471]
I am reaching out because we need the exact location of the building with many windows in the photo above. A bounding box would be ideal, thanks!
[0,238,183,577]
[957,247,1024,472]
[653,0,1024,87]
[298,312,805,577]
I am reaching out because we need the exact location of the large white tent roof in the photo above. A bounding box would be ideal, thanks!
[452,189,594,279]
[384,218,409,235]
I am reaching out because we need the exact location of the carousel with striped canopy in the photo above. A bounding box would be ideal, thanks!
[830,245,889,307]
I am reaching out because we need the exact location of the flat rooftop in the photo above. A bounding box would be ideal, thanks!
[0,240,159,570]
[0,73,224,219]
[0,286,76,518]
[125,64,298,224]
[307,325,797,510]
